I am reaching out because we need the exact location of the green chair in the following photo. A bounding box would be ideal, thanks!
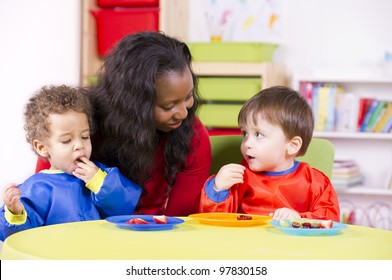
[209,135,335,178]
[296,138,335,178]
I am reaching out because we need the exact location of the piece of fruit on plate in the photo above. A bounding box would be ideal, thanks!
[125,218,150,224]
[153,215,168,224]
[287,218,333,229]
[319,219,333,228]
[237,214,253,220]
[279,220,290,227]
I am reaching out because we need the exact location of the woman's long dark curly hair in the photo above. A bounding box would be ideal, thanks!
[87,31,200,187]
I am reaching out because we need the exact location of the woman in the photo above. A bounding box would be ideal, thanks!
[86,31,211,216]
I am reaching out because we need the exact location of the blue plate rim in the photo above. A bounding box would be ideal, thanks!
[105,215,184,231]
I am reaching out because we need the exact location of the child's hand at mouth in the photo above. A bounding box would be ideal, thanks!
[73,157,100,184]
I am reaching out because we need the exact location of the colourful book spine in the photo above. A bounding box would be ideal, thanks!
[360,99,379,132]
[311,83,320,128]
[316,86,330,131]
[299,81,313,107]
[305,82,313,107]
[299,81,307,99]
[357,98,374,130]
[365,100,387,132]
[382,111,392,132]
[325,85,336,131]
[373,102,392,132]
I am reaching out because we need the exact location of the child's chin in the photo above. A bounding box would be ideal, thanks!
[248,165,262,172]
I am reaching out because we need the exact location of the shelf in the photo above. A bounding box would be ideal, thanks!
[296,76,392,84]
[313,131,392,140]
[293,68,392,84]
[192,62,286,90]
[193,62,278,76]
[336,186,392,196]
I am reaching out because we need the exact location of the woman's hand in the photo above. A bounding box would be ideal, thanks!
[269,207,301,220]
[3,183,23,215]
[72,156,100,184]
[214,163,245,191]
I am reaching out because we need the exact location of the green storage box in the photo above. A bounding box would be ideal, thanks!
[197,104,243,128]
[198,77,261,101]
[188,42,278,62]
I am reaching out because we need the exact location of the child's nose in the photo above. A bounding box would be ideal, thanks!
[73,139,84,150]
[243,138,252,148]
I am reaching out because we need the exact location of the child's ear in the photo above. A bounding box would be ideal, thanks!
[287,136,302,156]
[33,139,49,158]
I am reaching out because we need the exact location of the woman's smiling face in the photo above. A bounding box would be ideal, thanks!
[153,68,194,132]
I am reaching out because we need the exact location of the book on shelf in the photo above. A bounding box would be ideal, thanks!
[331,159,362,189]
[333,159,357,168]
[299,81,313,107]
[332,177,363,188]
[382,112,392,132]
[326,85,344,131]
[298,80,392,133]
[315,86,329,131]
[373,101,392,132]
[332,168,361,177]
[360,99,379,132]
[311,83,321,129]
[365,100,388,132]
[299,82,325,130]
[336,92,359,132]
[357,98,374,130]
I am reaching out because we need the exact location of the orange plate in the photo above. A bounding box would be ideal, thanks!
[188,212,271,227]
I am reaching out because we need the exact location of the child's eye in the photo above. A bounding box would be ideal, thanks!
[255,132,263,138]
[61,140,71,144]
[82,136,90,140]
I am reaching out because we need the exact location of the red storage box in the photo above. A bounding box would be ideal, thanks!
[97,0,159,8]
[92,7,159,56]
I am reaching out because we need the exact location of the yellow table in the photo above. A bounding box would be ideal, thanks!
[1,217,392,260]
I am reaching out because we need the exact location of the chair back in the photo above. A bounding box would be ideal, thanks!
[209,135,334,178]
[296,138,335,178]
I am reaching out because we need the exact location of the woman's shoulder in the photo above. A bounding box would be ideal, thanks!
[184,117,211,167]
[192,116,208,132]
[193,116,210,138]
[190,117,210,146]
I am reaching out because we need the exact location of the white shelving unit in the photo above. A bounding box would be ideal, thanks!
[293,69,392,229]
[192,62,286,89]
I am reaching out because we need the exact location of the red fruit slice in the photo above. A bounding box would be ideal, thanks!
[320,220,333,228]
[153,215,168,224]
[237,214,252,220]
[125,218,150,224]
